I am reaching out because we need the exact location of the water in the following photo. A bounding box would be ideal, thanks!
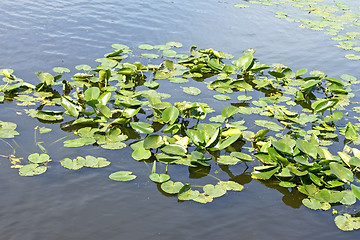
[1,0,360,239]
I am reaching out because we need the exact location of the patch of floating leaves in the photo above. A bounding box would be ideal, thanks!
[1,41,360,231]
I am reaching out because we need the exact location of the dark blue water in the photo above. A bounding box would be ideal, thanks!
[0,0,359,239]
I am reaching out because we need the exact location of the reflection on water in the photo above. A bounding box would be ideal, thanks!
[1,0,360,239]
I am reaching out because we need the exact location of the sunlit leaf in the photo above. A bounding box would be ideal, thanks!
[351,184,360,201]
[203,184,227,198]
[183,87,201,95]
[53,67,70,73]
[161,180,184,194]
[109,171,136,181]
[19,164,47,177]
[161,144,187,156]
[217,155,241,165]
[254,120,283,132]
[149,173,170,183]
[335,214,360,231]
[144,135,164,149]
[28,153,50,164]
[329,162,354,183]
[132,148,151,161]
[130,122,154,134]
[162,106,179,125]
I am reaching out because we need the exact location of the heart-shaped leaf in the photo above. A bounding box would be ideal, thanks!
[203,184,227,198]
[19,164,47,177]
[28,153,50,164]
[109,171,136,181]
[161,180,184,194]
[149,173,170,183]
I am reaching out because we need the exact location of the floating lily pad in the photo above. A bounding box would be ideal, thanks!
[329,162,354,183]
[335,214,360,231]
[77,156,110,168]
[234,4,249,8]
[161,180,184,194]
[254,120,283,131]
[178,189,200,201]
[182,87,201,95]
[19,164,47,177]
[203,184,227,198]
[109,171,137,181]
[214,94,231,101]
[53,67,70,73]
[217,155,241,165]
[60,158,83,170]
[132,148,151,161]
[138,44,154,50]
[141,53,159,59]
[130,122,154,134]
[28,153,50,164]
[193,193,213,203]
[345,54,360,60]
[149,173,170,183]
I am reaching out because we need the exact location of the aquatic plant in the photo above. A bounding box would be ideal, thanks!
[1,42,360,231]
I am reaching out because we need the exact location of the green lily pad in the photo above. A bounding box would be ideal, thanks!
[345,54,360,60]
[132,148,151,161]
[183,87,201,95]
[335,214,360,231]
[218,181,244,191]
[53,67,70,73]
[178,189,200,201]
[149,173,170,183]
[19,164,47,177]
[272,140,293,155]
[39,127,52,134]
[163,49,177,58]
[28,153,50,164]
[161,180,184,194]
[130,122,154,134]
[237,95,252,101]
[141,53,159,59]
[109,171,137,181]
[78,156,110,168]
[254,120,283,131]
[193,193,213,203]
[162,106,179,125]
[217,155,241,165]
[161,144,187,156]
[302,197,322,210]
[138,44,154,50]
[351,184,360,201]
[329,162,354,183]
[75,64,92,71]
[0,121,19,138]
[234,4,249,8]
[221,106,239,118]
[203,184,227,198]
[64,138,96,147]
[144,135,164,149]
[60,158,83,170]
[144,81,159,89]
[214,94,231,101]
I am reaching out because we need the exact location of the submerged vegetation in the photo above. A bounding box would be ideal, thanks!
[1,41,360,230]
[235,0,360,60]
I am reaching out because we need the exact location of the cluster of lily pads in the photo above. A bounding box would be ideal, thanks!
[235,0,360,60]
[1,42,360,231]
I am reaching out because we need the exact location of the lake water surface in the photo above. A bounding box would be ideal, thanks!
[1,0,360,239]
